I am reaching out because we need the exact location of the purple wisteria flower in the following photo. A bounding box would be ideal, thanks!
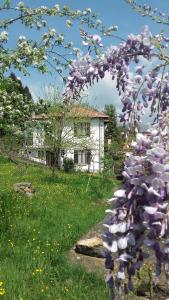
[102,114,169,298]
[65,26,169,129]
[65,25,169,298]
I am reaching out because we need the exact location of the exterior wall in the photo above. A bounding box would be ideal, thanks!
[33,127,45,148]
[23,149,46,165]
[28,118,105,173]
[61,118,105,172]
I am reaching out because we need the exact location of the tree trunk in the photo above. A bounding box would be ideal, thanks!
[52,150,58,179]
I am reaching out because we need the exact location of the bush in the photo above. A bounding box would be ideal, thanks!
[63,157,74,172]
[103,153,124,177]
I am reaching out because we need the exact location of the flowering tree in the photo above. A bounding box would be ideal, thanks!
[0,73,33,135]
[0,0,117,77]
[0,0,116,158]
[0,73,35,158]
[125,0,169,25]
[64,6,169,299]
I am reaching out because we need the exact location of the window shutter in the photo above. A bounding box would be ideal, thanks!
[74,123,77,137]
[74,150,78,164]
[86,123,90,136]
[86,150,91,164]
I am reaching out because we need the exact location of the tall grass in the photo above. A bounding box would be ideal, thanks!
[0,156,119,299]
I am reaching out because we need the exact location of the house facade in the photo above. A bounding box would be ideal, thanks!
[24,107,109,173]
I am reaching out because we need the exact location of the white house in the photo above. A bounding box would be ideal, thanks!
[24,107,109,173]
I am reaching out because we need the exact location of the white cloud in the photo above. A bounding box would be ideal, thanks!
[85,73,122,112]
[85,72,154,129]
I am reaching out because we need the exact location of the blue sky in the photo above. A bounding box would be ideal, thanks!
[4,0,169,123]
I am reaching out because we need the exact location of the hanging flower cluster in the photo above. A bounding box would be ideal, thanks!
[102,112,169,298]
[64,22,169,297]
[65,26,169,128]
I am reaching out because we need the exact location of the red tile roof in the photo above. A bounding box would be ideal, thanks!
[32,107,109,120]
[71,107,109,119]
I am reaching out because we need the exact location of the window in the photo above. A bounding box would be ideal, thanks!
[74,150,91,165]
[74,122,90,137]
[25,130,33,146]
[61,150,65,157]
[38,150,44,159]
[35,131,43,146]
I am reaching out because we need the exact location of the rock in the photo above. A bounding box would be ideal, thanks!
[75,236,105,258]
[68,249,105,274]
[14,182,35,197]
[14,182,31,191]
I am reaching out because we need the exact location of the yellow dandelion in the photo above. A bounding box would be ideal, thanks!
[0,287,5,296]
[35,268,43,273]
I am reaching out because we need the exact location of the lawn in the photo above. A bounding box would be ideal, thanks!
[0,156,119,300]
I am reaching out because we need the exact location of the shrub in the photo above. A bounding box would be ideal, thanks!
[103,153,124,177]
[63,157,74,172]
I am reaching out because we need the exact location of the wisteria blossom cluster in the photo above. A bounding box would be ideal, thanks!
[65,26,169,128]
[102,113,169,298]
[65,21,169,298]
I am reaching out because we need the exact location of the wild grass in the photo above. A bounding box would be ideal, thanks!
[0,156,119,300]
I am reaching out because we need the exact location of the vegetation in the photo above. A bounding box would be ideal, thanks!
[63,157,74,173]
[0,0,115,174]
[104,104,125,176]
[1,0,169,299]
[0,156,119,300]
[0,73,33,135]
[0,74,48,159]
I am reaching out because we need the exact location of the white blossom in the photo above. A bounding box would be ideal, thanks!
[0,31,8,42]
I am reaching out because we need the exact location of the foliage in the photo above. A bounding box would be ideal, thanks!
[0,1,117,77]
[103,104,125,176]
[63,157,74,173]
[0,73,35,159]
[34,98,50,115]
[0,156,117,300]
[125,0,169,25]
[0,73,33,136]
[103,144,124,177]
[104,104,118,140]
[0,0,118,165]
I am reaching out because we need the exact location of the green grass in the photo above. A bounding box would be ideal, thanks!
[0,156,119,300]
